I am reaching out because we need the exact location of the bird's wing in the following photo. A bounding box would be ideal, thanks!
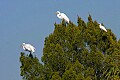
[31,46,35,53]
[26,46,31,51]
[26,44,35,53]
[25,44,32,51]
[100,26,107,32]
[23,46,30,51]
[61,13,69,23]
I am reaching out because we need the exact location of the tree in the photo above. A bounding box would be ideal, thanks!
[20,52,45,80]
[51,72,61,80]
[20,15,120,80]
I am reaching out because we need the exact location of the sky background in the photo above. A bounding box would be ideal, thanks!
[0,0,120,80]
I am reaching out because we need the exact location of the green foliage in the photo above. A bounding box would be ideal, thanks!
[20,52,45,80]
[62,69,77,80]
[51,72,61,80]
[20,15,120,80]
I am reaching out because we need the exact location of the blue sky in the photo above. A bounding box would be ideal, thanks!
[0,0,120,80]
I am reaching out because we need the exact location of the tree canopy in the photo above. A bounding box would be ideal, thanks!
[20,15,120,80]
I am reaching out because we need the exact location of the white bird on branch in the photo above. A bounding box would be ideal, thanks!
[22,43,35,58]
[56,11,70,24]
[99,23,107,32]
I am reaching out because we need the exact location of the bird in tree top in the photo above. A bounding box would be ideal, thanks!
[22,43,35,58]
[56,11,70,23]
[99,23,107,32]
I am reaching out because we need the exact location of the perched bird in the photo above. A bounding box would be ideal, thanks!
[22,43,35,58]
[99,23,107,32]
[56,11,70,23]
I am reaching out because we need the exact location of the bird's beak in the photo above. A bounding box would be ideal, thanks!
[55,12,58,14]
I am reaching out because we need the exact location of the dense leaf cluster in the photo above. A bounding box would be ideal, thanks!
[20,15,120,80]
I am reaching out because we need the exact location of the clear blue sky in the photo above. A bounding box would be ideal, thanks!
[0,0,120,80]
